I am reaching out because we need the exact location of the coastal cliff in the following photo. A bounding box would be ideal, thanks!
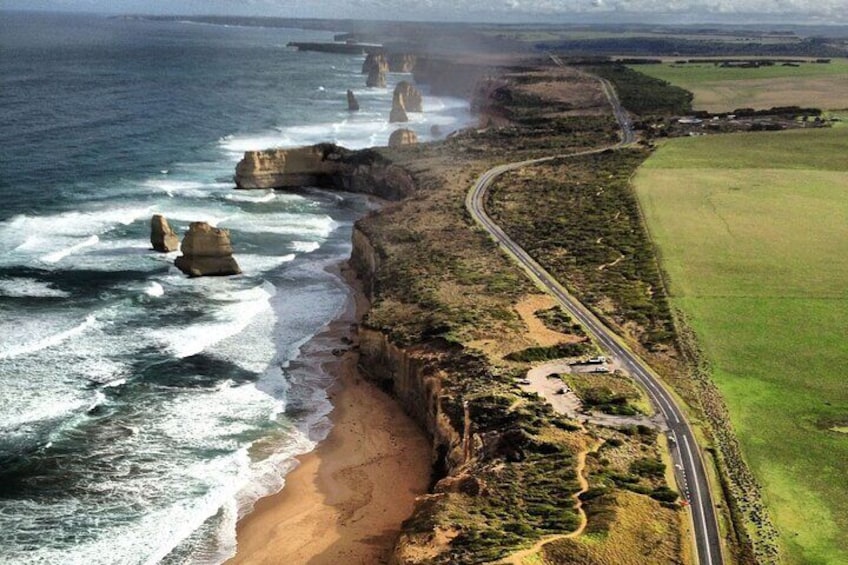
[234,143,415,200]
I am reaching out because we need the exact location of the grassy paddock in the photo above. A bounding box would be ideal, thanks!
[632,59,848,112]
[633,127,848,564]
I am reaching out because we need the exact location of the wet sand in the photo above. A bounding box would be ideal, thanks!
[227,267,432,565]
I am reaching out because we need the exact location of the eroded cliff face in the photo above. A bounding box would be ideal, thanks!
[351,225,491,564]
[352,226,468,471]
[234,143,416,200]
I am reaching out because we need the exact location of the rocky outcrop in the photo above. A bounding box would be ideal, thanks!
[174,222,241,277]
[389,95,408,123]
[388,53,417,73]
[366,66,386,88]
[150,214,179,252]
[362,52,389,75]
[388,128,418,147]
[234,143,416,200]
[347,89,360,111]
[393,81,423,113]
[234,144,341,189]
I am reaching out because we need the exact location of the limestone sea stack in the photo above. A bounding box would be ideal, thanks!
[393,81,423,112]
[361,52,389,75]
[347,89,360,111]
[388,128,418,147]
[174,222,241,277]
[389,95,408,123]
[366,66,386,88]
[150,214,179,252]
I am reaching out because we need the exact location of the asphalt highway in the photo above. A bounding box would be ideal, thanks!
[465,75,723,565]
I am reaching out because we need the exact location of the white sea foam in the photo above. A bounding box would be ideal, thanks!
[291,240,321,253]
[1,206,153,267]
[235,253,296,275]
[0,314,97,360]
[0,278,69,298]
[155,284,275,359]
[223,213,338,238]
[145,282,164,297]
[224,190,276,203]
[141,178,212,198]
[40,234,100,264]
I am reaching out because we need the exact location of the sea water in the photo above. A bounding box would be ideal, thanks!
[0,12,472,564]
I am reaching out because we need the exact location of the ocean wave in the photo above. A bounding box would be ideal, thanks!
[144,281,164,297]
[0,278,70,298]
[291,240,321,253]
[223,213,338,238]
[0,314,97,361]
[40,234,100,264]
[224,190,276,203]
[154,284,275,360]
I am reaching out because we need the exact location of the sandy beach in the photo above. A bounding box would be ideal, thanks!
[226,267,432,565]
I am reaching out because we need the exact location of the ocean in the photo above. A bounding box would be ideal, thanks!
[0,11,471,564]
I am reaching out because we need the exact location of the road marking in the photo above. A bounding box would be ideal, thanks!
[683,434,714,565]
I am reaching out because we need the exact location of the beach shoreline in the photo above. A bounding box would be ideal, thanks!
[226,264,432,565]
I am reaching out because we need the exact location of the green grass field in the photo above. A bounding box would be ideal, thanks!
[632,59,848,112]
[633,127,848,564]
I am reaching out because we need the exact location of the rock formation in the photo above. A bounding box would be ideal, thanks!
[393,81,423,113]
[150,214,179,252]
[366,67,386,88]
[361,52,389,75]
[234,143,415,200]
[389,95,409,123]
[234,144,341,189]
[388,53,417,73]
[174,222,241,277]
[347,89,360,111]
[388,128,418,147]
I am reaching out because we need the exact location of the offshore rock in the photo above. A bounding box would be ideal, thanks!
[366,67,386,88]
[389,95,409,123]
[362,52,389,75]
[393,81,423,113]
[174,222,241,277]
[234,143,415,200]
[234,144,341,189]
[388,128,418,147]
[347,89,360,111]
[150,214,179,252]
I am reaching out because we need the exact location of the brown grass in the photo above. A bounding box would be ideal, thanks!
[540,491,686,565]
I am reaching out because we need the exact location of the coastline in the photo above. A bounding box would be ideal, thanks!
[226,264,432,565]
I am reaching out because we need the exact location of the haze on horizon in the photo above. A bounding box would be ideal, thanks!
[4,0,848,25]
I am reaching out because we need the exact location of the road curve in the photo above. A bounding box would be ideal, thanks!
[465,77,723,565]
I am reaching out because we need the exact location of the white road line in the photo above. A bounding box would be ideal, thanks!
[684,434,714,565]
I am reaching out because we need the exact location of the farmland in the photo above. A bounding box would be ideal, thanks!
[633,127,848,564]
[632,58,848,112]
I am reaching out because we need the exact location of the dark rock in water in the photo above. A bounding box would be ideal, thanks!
[430,124,442,137]
[366,67,386,88]
[174,222,241,277]
[150,214,179,252]
[347,89,360,111]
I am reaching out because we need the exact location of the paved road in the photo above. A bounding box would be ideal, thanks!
[465,76,723,565]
